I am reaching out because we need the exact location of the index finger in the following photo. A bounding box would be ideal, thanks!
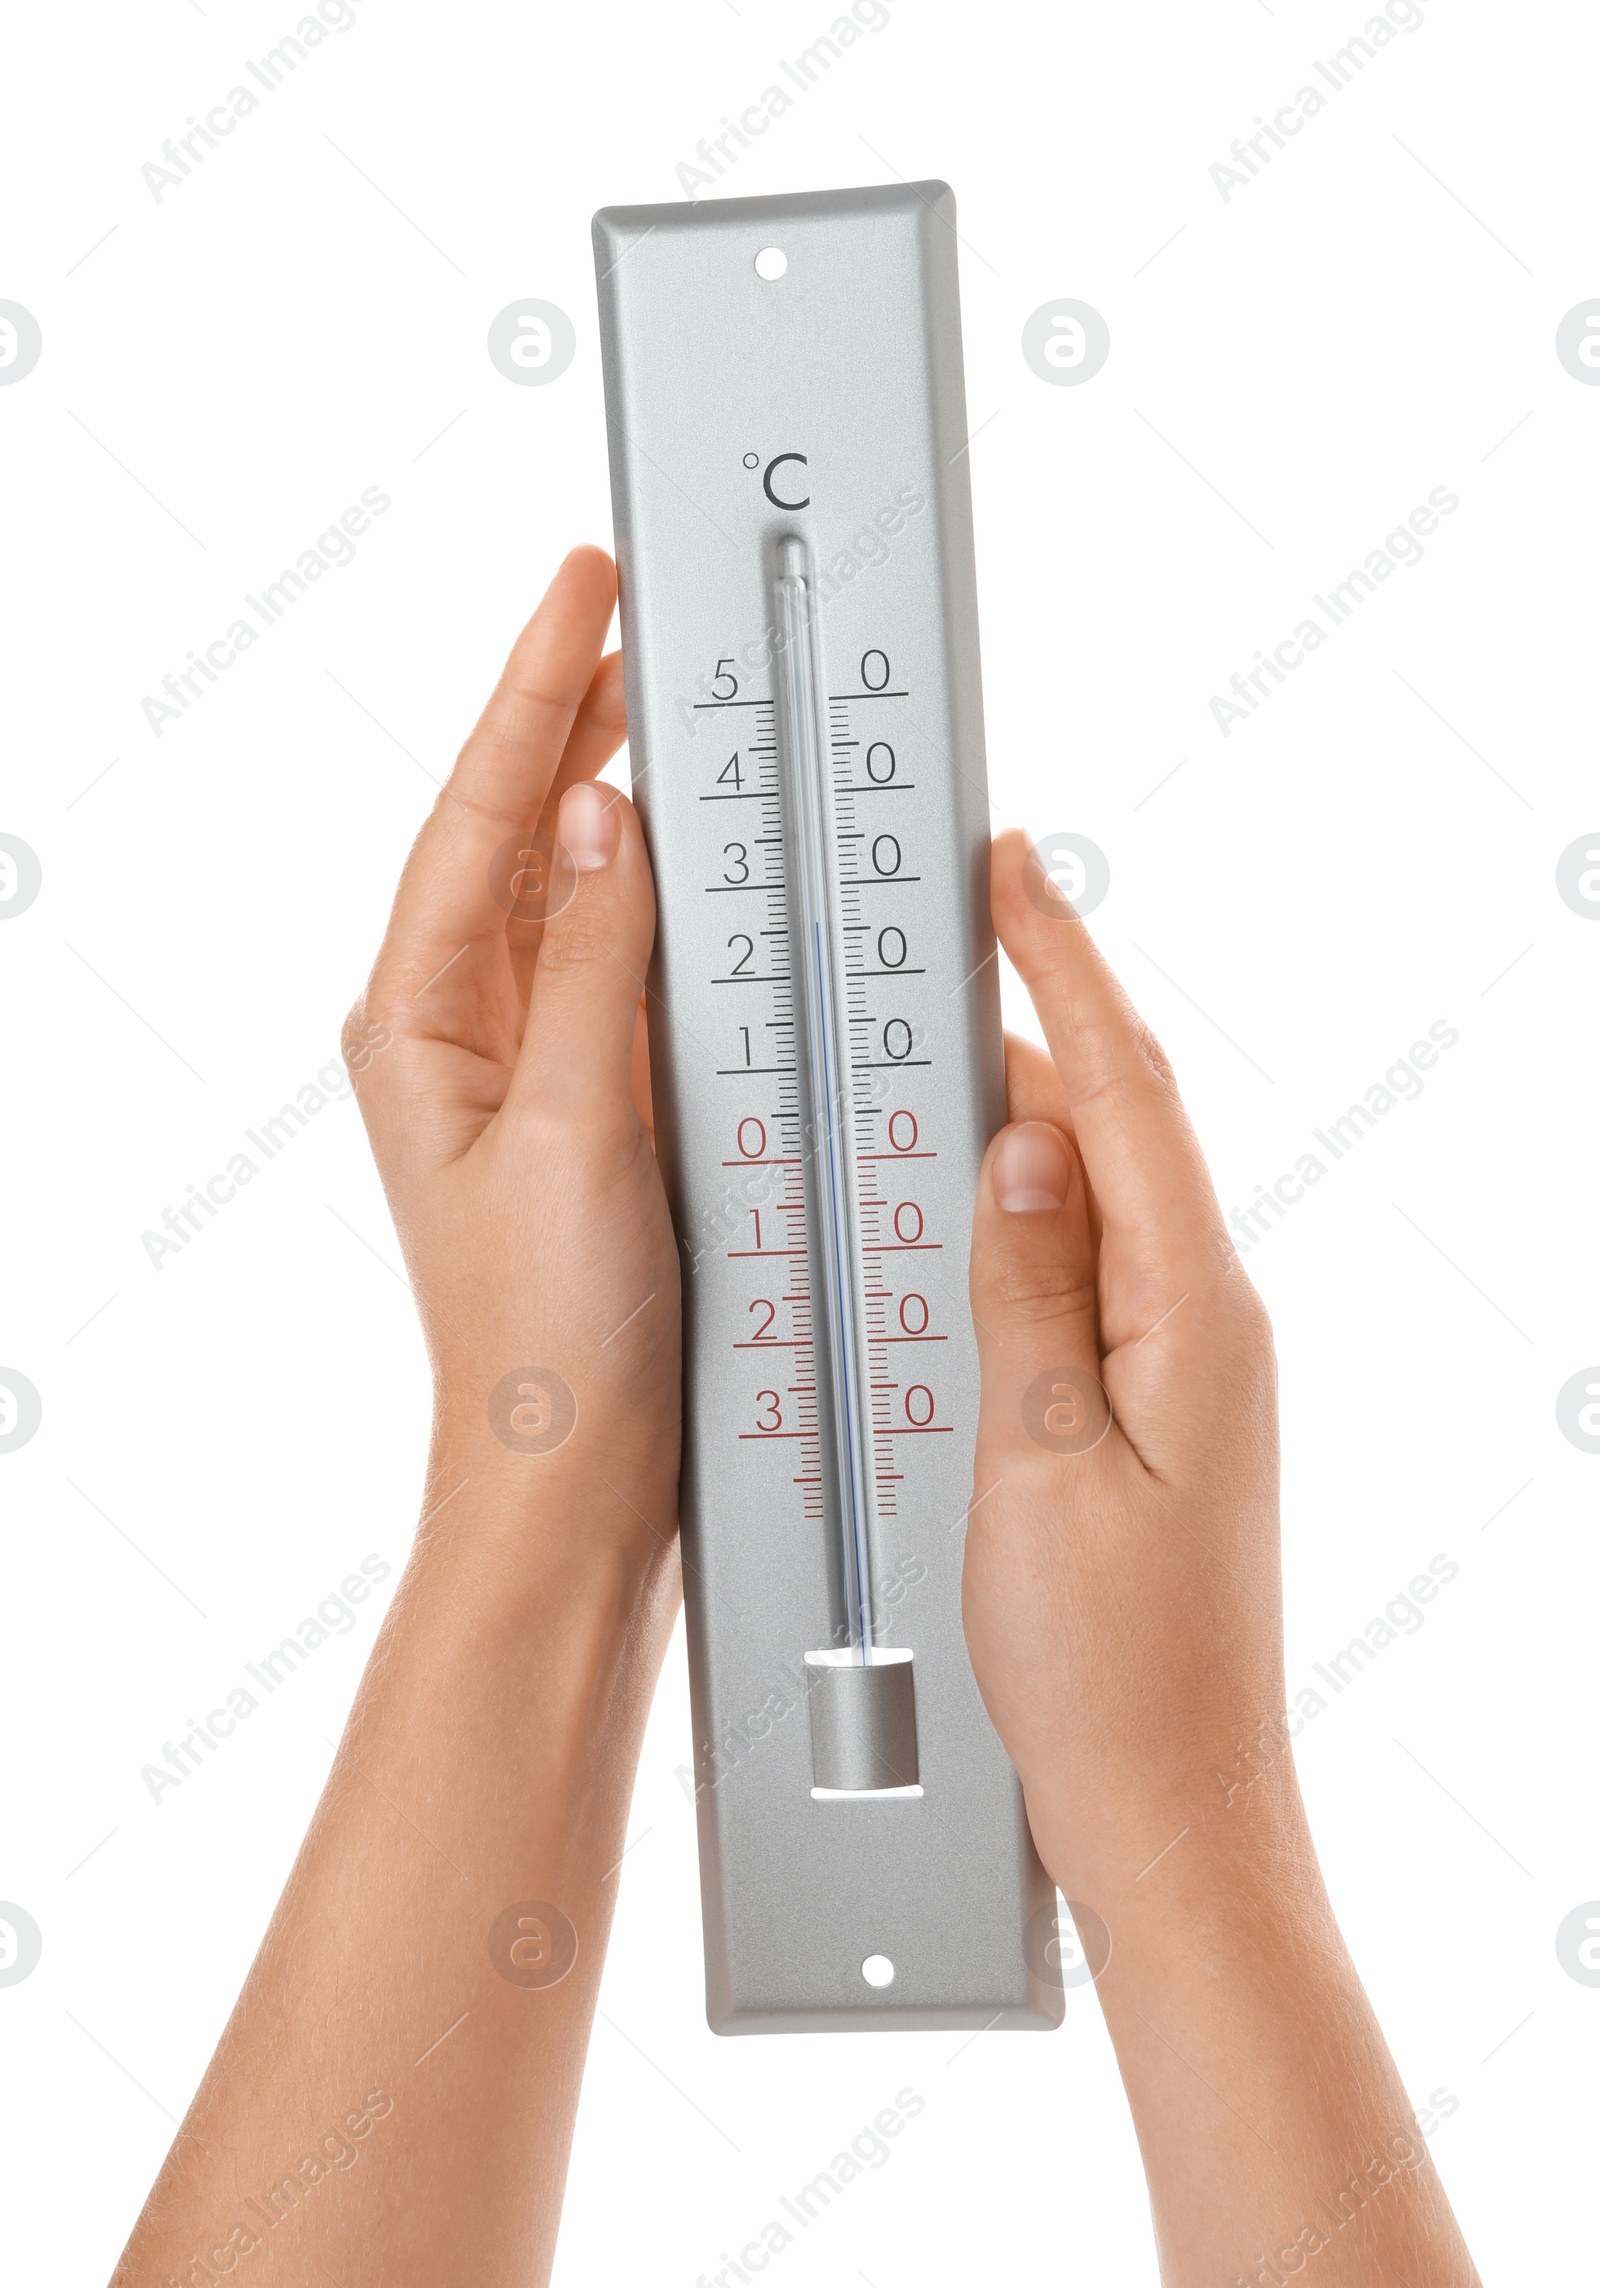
[990,829,1227,1338]
[374,545,618,994]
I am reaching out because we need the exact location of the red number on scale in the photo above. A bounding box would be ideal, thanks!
[755,1391,783,1432]
[888,1109,918,1152]
[905,1386,935,1427]
[898,1293,929,1335]
[893,1200,924,1244]
[749,1299,777,1341]
[737,1117,767,1158]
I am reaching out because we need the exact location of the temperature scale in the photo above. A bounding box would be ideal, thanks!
[594,182,1060,2033]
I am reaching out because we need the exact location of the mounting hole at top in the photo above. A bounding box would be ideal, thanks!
[754,246,788,281]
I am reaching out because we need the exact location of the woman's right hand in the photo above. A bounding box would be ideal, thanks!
[344,545,682,1568]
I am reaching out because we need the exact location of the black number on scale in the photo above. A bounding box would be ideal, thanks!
[718,752,743,790]
[723,843,750,884]
[861,649,891,692]
[738,1025,752,1066]
[866,741,896,783]
[872,834,902,877]
[878,927,907,970]
[727,934,754,975]
[711,657,738,700]
[883,1019,913,1062]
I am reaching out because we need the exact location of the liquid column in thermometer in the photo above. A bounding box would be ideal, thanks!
[774,533,876,1664]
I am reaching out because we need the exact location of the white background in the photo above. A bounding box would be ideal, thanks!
[2,0,1596,2279]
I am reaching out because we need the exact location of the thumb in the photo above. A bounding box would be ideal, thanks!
[504,782,654,1126]
[970,1120,1109,1460]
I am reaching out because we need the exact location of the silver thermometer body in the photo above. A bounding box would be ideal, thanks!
[594,182,1060,2034]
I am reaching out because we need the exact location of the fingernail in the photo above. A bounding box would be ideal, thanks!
[557,782,619,872]
[992,1121,1072,1213]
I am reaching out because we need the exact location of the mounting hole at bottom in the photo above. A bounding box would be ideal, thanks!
[861,1953,895,1988]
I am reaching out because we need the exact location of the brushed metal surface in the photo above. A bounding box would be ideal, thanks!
[806,1657,920,1793]
[593,181,1060,2033]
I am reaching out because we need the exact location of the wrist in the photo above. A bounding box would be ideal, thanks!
[418,1391,679,1581]
[1025,1752,1321,1933]
[1030,1770,1359,2091]
[344,1475,681,1846]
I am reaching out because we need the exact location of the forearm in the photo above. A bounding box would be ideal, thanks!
[113,1463,680,2288]
[1028,1775,1479,2287]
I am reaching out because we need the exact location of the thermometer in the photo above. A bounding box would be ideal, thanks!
[594,181,1059,2033]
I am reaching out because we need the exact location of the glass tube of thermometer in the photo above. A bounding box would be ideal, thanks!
[773,533,876,1664]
